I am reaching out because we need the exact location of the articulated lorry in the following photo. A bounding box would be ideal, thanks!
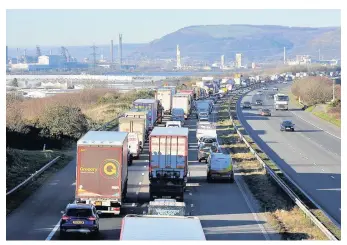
[132,99,163,130]
[155,88,174,115]
[120,214,206,240]
[172,93,191,119]
[119,117,146,159]
[124,109,151,138]
[75,131,129,215]
[148,127,189,201]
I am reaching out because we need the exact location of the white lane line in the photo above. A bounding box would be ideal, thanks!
[141,173,144,176]
[331,176,335,179]
[45,220,61,240]
[290,111,341,140]
[189,192,192,196]
[139,182,142,185]
[313,162,317,165]
[321,169,325,172]
[190,204,194,208]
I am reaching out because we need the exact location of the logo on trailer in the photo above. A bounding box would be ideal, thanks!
[100,159,120,179]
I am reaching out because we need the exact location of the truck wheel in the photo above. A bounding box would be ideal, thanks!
[177,195,184,202]
[149,194,155,201]
[207,176,211,183]
[198,158,201,162]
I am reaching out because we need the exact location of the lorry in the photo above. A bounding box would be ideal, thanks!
[132,99,163,130]
[124,109,151,138]
[120,214,206,240]
[147,199,186,216]
[171,108,185,125]
[148,127,189,201]
[206,153,234,183]
[172,93,191,119]
[155,88,174,115]
[195,100,212,114]
[75,131,129,215]
[118,117,146,159]
[196,122,217,141]
[274,93,289,110]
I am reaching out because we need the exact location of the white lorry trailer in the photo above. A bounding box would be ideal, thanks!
[274,93,289,110]
[120,214,206,240]
[149,127,189,201]
[172,93,191,119]
[156,88,174,115]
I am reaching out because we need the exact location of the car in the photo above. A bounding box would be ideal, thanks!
[280,120,295,131]
[283,81,288,84]
[242,101,252,109]
[256,91,263,95]
[60,203,101,238]
[260,108,271,116]
[262,87,268,90]
[198,143,219,162]
[255,100,263,105]
[273,87,278,91]
[198,136,217,147]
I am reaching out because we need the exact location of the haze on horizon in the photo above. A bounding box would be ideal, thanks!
[6,9,341,47]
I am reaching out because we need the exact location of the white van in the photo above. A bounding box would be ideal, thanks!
[206,153,234,183]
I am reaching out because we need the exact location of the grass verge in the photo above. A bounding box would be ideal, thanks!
[6,148,75,215]
[312,111,341,128]
[217,94,340,240]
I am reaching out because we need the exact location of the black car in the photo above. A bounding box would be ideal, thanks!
[60,203,101,238]
[242,101,252,109]
[280,120,295,132]
[255,99,263,105]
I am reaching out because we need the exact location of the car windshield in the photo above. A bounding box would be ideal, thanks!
[66,208,92,217]
[283,121,292,126]
[263,109,270,112]
[203,138,216,143]
[244,102,250,105]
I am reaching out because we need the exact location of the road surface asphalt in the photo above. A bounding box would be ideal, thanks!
[237,83,341,226]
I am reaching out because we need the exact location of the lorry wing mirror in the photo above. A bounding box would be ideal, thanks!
[61,211,65,214]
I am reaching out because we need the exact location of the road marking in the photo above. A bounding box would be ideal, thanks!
[45,220,61,240]
[313,162,317,165]
[290,111,341,140]
[144,165,146,168]
[189,192,192,196]
[321,169,325,172]
[190,204,194,208]
[331,176,335,179]
[139,182,142,185]
[142,173,144,176]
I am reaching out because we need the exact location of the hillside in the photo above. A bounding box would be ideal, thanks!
[137,25,341,62]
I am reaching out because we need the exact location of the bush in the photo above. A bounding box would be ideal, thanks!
[40,105,89,139]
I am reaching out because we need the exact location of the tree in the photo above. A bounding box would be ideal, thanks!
[40,105,89,139]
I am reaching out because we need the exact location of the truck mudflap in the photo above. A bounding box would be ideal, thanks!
[149,182,185,201]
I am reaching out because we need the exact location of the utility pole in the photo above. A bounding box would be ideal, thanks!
[283,47,286,64]
[91,43,98,74]
[332,78,335,102]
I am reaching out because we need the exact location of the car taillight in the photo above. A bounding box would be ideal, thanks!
[62,215,70,220]
[88,216,96,221]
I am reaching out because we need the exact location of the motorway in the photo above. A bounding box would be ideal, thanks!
[237,83,341,226]
[6,94,280,240]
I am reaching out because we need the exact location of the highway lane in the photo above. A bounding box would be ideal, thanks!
[7,95,279,241]
[237,85,341,226]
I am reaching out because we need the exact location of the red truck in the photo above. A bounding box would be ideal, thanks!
[148,127,189,201]
[75,131,129,215]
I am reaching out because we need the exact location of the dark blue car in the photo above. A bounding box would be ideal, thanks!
[60,203,101,238]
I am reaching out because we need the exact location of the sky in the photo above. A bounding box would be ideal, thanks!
[6,9,341,47]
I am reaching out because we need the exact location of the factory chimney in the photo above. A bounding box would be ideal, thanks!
[111,40,114,65]
[118,34,123,70]
[176,44,181,69]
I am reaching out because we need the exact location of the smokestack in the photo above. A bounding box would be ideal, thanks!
[176,44,181,69]
[119,34,123,70]
[221,55,225,69]
[111,40,114,64]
